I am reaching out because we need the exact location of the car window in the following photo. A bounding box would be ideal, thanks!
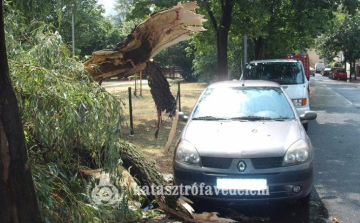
[192,87,296,120]
[243,62,304,85]
[336,69,345,72]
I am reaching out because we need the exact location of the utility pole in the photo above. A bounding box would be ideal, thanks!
[244,35,248,66]
[72,4,75,58]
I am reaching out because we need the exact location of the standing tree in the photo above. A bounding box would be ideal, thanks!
[235,0,336,60]
[316,12,360,79]
[0,2,42,222]
[198,0,235,81]
[129,0,236,81]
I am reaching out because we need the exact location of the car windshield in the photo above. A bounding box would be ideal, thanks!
[192,86,296,120]
[242,62,304,85]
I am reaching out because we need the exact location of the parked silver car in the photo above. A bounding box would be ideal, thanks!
[173,80,317,205]
[310,67,315,76]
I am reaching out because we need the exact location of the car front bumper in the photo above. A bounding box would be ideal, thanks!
[173,160,314,201]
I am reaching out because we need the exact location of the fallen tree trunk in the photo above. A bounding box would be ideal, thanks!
[83,1,206,82]
[145,61,176,138]
[82,2,237,222]
[119,141,236,223]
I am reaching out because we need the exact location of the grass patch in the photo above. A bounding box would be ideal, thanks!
[105,78,207,174]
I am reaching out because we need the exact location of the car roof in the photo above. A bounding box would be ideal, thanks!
[247,59,299,63]
[207,80,282,89]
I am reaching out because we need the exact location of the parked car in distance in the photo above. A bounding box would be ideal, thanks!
[315,62,325,73]
[310,67,315,76]
[331,68,347,80]
[322,67,331,76]
[173,80,317,205]
[240,59,311,130]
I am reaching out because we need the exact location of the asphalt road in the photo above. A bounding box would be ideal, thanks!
[309,73,360,223]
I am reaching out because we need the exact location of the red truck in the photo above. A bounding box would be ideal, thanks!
[285,53,310,80]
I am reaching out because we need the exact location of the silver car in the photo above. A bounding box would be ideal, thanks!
[173,80,317,204]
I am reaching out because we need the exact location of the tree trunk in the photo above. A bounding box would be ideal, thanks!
[202,0,234,81]
[145,61,176,138]
[217,27,229,81]
[351,60,356,79]
[0,3,43,223]
[254,37,264,60]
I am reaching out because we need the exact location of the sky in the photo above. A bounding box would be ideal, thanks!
[97,0,116,16]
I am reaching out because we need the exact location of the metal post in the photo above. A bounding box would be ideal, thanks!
[128,87,134,136]
[244,35,247,65]
[72,13,75,58]
[178,81,181,112]
[134,74,137,96]
[139,71,143,96]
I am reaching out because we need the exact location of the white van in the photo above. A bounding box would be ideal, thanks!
[240,59,311,130]
[315,62,325,73]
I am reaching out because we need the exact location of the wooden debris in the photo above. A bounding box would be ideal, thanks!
[83,1,206,81]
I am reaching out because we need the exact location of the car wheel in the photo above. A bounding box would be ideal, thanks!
[303,122,308,131]
[296,193,311,206]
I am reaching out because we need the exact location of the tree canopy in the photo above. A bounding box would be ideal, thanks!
[9,0,360,81]
[316,11,360,75]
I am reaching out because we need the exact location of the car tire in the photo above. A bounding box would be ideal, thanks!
[303,122,308,131]
[296,193,311,206]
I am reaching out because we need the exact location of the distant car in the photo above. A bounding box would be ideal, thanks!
[173,80,317,205]
[331,68,347,80]
[310,67,315,76]
[322,67,331,76]
[315,62,325,73]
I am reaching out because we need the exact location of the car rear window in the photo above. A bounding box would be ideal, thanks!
[242,62,304,85]
[336,69,346,72]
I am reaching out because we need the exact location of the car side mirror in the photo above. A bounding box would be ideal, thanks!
[300,111,317,121]
[181,115,188,122]
[178,112,188,121]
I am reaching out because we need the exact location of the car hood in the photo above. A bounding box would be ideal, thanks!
[183,120,303,158]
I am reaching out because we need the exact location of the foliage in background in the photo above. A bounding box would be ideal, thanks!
[316,10,360,73]
[9,0,360,83]
[4,3,142,222]
[112,0,134,25]
[9,0,124,58]
[154,41,197,81]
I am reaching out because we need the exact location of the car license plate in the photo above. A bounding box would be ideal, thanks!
[216,178,267,190]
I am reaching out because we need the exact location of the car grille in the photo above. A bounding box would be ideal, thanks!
[201,157,232,169]
[251,157,283,169]
[201,157,284,169]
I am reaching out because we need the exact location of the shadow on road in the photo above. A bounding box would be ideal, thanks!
[192,197,329,223]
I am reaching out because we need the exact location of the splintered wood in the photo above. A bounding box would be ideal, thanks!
[83,1,206,81]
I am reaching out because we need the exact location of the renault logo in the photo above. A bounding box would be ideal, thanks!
[237,161,246,172]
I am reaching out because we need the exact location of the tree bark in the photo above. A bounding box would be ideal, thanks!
[253,37,264,60]
[217,27,229,81]
[145,61,176,138]
[0,3,43,222]
[203,0,234,81]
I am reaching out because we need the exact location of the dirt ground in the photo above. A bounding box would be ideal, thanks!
[104,79,206,175]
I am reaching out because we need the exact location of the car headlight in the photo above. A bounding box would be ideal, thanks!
[175,140,201,165]
[283,140,311,166]
[292,98,307,106]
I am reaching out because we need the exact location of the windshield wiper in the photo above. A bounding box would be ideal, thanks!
[231,116,272,120]
[272,117,292,121]
[192,116,228,120]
